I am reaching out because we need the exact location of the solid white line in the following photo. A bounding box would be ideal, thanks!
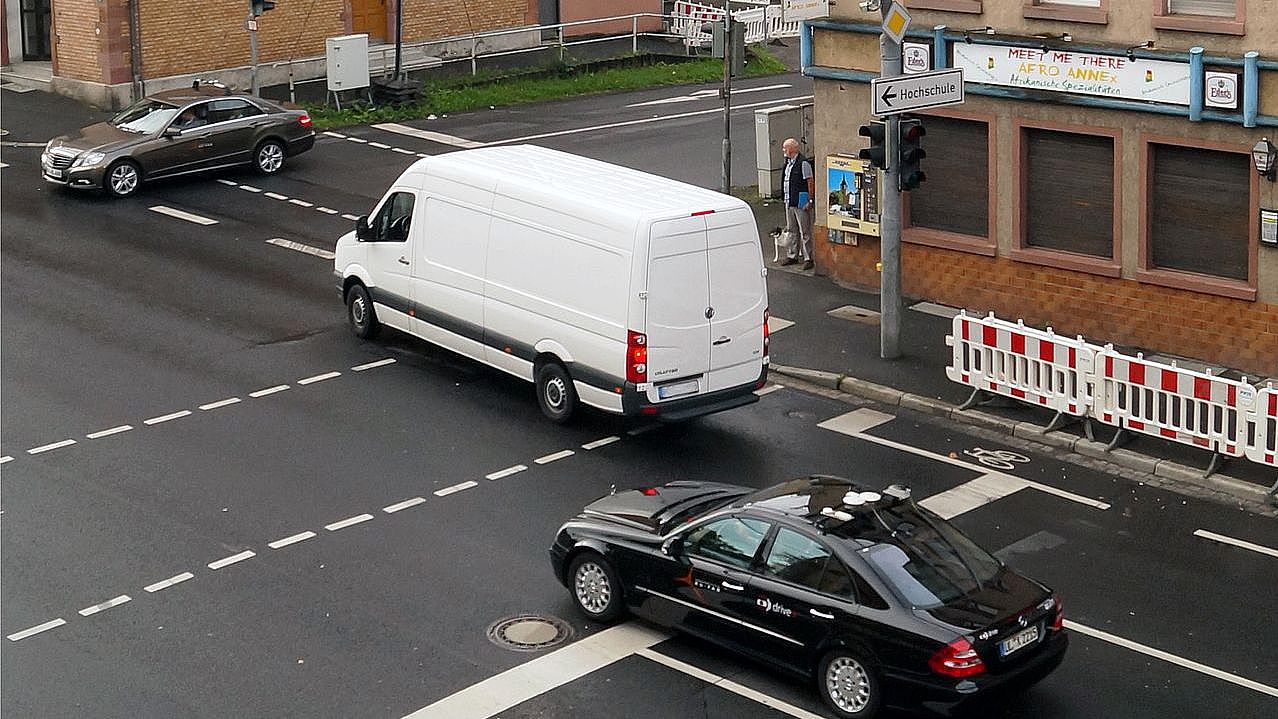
[582,436,621,450]
[1021,478,1111,510]
[144,572,194,593]
[148,205,218,225]
[636,648,826,719]
[208,550,255,570]
[317,206,339,214]
[266,237,336,260]
[79,594,132,617]
[371,122,486,148]
[754,384,784,396]
[0,456,13,464]
[486,464,528,480]
[28,439,76,455]
[624,83,792,108]
[341,213,360,221]
[534,450,574,465]
[86,425,133,439]
[263,191,288,200]
[401,622,668,719]
[249,385,289,398]
[919,474,1024,520]
[268,531,317,549]
[298,371,341,385]
[392,147,416,155]
[384,496,427,513]
[199,397,241,411]
[323,131,347,138]
[367,141,391,149]
[216,178,238,186]
[143,410,191,425]
[7,618,66,642]
[434,480,477,497]
[239,184,262,193]
[325,513,374,531]
[490,95,815,146]
[1065,620,1278,698]
[352,358,396,371]
[288,198,315,208]
[1193,529,1278,559]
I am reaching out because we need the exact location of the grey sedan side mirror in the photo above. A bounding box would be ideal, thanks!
[163,126,181,138]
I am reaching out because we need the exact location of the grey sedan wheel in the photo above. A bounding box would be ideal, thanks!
[105,160,141,197]
[255,140,286,174]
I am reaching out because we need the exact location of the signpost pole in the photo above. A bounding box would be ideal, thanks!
[879,5,903,359]
[721,12,733,195]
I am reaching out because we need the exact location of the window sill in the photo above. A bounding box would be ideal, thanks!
[1151,15,1245,36]
[904,226,996,256]
[1135,267,1256,301]
[1022,4,1108,25]
[1009,246,1120,277]
[905,0,983,13]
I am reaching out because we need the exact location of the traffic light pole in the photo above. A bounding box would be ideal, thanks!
[720,13,733,195]
[878,7,903,359]
[248,11,259,97]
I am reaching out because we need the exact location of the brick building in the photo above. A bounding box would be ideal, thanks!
[803,0,1278,377]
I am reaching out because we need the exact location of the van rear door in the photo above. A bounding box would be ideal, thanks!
[705,208,766,391]
[645,215,711,398]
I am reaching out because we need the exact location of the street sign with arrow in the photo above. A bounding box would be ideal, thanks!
[871,67,964,116]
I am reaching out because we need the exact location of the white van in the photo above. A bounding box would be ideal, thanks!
[333,145,769,423]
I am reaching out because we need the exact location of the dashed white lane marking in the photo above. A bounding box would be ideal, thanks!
[346,137,368,143]
[402,622,667,719]
[384,496,427,513]
[0,161,9,168]
[352,358,396,371]
[78,594,132,617]
[249,385,289,398]
[298,371,341,385]
[239,184,262,193]
[148,205,218,225]
[216,178,238,186]
[486,464,527,481]
[143,410,191,426]
[392,147,416,155]
[416,152,429,158]
[341,213,360,221]
[627,425,659,436]
[582,436,621,450]
[325,513,374,531]
[434,480,477,497]
[636,648,826,719]
[288,198,315,208]
[0,456,13,464]
[208,550,255,570]
[144,572,194,593]
[266,237,336,260]
[323,131,347,138]
[28,439,76,455]
[263,191,288,200]
[1065,620,1278,698]
[534,450,574,465]
[371,122,486,148]
[767,316,795,333]
[753,383,784,396]
[367,141,391,149]
[7,618,66,642]
[199,397,241,411]
[268,531,317,549]
[86,425,133,439]
[919,473,1024,520]
[1193,529,1278,559]
[317,206,339,214]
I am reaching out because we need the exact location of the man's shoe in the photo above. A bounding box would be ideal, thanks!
[802,260,814,270]
[780,258,798,266]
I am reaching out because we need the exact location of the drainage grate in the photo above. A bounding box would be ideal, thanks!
[486,614,573,652]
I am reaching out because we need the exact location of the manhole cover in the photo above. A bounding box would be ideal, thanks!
[486,614,573,652]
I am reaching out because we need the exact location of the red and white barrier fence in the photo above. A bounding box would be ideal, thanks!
[1245,384,1277,469]
[671,0,798,46]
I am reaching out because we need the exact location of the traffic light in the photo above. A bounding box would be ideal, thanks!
[898,118,927,191]
[858,120,886,169]
[250,0,276,16]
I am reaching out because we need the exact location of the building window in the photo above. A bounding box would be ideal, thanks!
[1012,125,1120,276]
[1153,0,1244,34]
[904,114,993,254]
[1023,0,1108,25]
[1144,142,1253,293]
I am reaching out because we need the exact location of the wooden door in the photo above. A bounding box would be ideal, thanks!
[351,0,386,41]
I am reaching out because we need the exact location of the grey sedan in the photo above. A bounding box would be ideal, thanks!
[41,82,316,197]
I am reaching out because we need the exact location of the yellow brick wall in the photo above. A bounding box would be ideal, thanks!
[52,0,106,82]
[400,0,528,43]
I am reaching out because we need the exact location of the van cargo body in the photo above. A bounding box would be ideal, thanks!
[334,145,768,422]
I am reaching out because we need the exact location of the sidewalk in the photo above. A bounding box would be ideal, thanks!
[747,198,1277,508]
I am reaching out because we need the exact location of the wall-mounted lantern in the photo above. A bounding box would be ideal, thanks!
[1253,137,1276,181]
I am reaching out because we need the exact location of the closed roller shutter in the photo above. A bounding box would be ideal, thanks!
[1149,144,1249,280]
[909,116,988,238]
[1024,128,1114,258]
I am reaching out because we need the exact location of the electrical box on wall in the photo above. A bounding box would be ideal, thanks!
[1262,208,1277,246]
[326,34,370,92]
[826,155,881,238]
[755,105,805,198]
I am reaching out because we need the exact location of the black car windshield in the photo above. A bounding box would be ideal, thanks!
[852,505,1003,609]
[111,99,179,134]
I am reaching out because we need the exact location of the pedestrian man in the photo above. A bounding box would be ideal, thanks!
[780,138,815,270]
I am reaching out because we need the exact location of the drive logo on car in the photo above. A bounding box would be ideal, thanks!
[756,596,793,618]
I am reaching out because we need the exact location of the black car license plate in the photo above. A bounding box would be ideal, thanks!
[999,625,1040,657]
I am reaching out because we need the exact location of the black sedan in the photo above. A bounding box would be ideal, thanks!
[549,476,1067,718]
[41,80,315,197]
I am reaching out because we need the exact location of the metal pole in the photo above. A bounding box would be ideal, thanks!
[249,19,260,96]
[720,13,732,194]
[394,0,404,81]
[879,5,902,359]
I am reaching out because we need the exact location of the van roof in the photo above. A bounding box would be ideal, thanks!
[411,145,748,222]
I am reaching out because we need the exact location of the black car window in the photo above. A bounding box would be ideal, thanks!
[207,99,263,124]
[372,192,415,242]
[763,527,830,590]
[859,505,1003,609]
[684,517,770,570]
[818,556,853,597]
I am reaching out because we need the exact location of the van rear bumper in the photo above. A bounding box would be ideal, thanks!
[621,366,766,421]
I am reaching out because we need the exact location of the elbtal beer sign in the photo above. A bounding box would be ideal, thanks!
[1205,71,1239,110]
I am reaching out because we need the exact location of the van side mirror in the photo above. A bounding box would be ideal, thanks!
[354,215,373,241]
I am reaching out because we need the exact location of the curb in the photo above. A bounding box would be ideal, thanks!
[768,363,1272,508]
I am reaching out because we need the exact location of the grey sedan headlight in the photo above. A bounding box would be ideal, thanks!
[72,152,106,168]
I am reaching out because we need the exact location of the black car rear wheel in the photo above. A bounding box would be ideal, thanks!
[818,649,881,719]
[568,553,623,623]
[255,139,286,174]
[105,160,141,197]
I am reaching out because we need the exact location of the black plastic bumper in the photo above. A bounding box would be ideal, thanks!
[621,365,767,421]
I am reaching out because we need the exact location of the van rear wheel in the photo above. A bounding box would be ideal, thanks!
[536,362,577,423]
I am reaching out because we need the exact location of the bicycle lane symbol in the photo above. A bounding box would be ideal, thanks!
[962,447,1031,471]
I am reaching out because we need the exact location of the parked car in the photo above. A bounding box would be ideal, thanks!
[549,475,1067,718]
[41,81,315,197]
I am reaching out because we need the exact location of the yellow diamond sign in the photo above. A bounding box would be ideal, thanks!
[882,2,911,45]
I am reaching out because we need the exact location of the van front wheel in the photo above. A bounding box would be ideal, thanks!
[346,283,380,339]
[536,362,577,423]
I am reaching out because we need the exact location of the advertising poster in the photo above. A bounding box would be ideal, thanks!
[952,42,1189,105]
[826,155,880,237]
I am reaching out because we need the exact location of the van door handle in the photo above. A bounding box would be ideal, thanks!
[712,336,731,346]
[720,580,744,592]
[704,307,715,319]
[397,256,410,265]
[810,609,835,620]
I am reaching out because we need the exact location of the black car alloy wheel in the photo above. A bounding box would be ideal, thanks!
[568,553,623,622]
[105,160,141,197]
[255,139,285,174]
[819,648,881,719]
[346,284,380,339]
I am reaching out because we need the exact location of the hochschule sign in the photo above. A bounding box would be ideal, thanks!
[953,42,1190,106]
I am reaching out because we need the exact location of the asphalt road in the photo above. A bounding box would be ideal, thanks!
[3,77,1276,719]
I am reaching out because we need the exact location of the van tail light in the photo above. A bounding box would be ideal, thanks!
[763,308,770,359]
[298,113,313,128]
[928,637,986,678]
[627,330,647,384]
[1050,594,1063,632]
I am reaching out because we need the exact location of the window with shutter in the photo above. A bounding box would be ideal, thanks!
[1148,144,1249,281]
[907,116,989,240]
[1022,128,1115,259]
[1167,0,1236,17]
